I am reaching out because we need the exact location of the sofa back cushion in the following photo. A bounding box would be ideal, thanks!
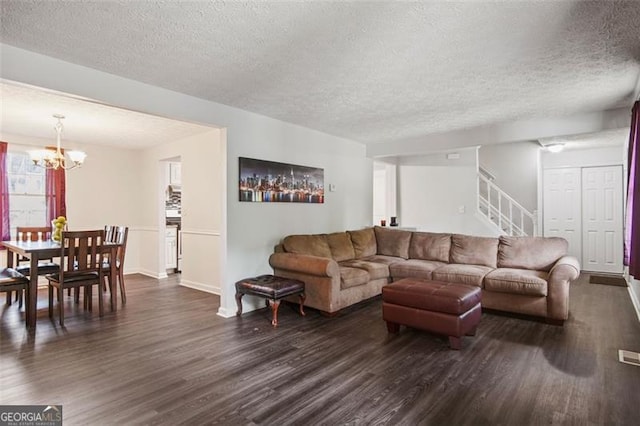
[326,232,356,262]
[450,234,499,268]
[498,236,568,271]
[409,232,451,262]
[348,228,377,258]
[283,234,332,258]
[374,226,411,259]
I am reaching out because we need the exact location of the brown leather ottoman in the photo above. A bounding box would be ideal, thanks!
[235,275,305,327]
[382,278,481,349]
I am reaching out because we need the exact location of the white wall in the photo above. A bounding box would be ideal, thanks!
[542,145,625,169]
[135,130,224,294]
[1,45,373,318]
[629,277,640,321]
[396,147,500,237]
[479,141,540,213]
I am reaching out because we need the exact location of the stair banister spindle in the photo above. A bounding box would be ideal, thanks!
[476,174,480,214]
[498,194,502,230]
[486,180,491,219]
[509,202,514,235]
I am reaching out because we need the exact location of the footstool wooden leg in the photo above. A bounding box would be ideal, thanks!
[386,321,400,334]
[299,293,306,316]
[449,336,462,350]
[235,292,244,316]
[269,299,280,327]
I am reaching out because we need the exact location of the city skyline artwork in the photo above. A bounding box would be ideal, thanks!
[239,157,324,203]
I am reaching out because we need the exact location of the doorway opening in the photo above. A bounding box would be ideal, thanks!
[163,157,182,275]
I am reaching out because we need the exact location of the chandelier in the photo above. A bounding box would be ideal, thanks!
[28,114,87,170]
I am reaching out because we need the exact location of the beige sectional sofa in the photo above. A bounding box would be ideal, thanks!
[269,226,581,324]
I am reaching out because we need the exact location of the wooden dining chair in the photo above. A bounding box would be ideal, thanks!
[46,230,106,326]
[5,226,60,306]
[103,225,129,304]
[0,268,29,318]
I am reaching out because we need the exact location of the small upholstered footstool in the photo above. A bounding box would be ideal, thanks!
[382,278,481,349]
[235,275,305,327]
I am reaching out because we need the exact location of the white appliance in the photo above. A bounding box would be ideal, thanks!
[177,229,182,272]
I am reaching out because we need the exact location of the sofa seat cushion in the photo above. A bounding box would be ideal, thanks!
[362,255,406,266]
[484,268,548,297]
[339,259,389,280]
[339,266,370,290]
[432,264,494,287]
[389,259,446,280]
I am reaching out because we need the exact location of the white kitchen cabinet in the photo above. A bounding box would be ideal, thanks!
[166,226,178,270]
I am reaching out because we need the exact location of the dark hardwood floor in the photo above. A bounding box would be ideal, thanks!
[1,273,639,425]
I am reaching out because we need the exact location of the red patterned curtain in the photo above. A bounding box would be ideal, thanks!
[0,142,10,245]
[46,166,66,224]
[625,101,640,277]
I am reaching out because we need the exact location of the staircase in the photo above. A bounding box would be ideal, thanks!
[477,173,537,236]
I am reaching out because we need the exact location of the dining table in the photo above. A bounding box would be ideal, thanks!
[2,239,120,328]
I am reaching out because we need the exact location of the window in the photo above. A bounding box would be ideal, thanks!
[6,150,46,238]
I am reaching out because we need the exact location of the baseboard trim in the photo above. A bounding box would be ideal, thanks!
[217,306,236,318]
[627,276,640,323]
[179,279,220,295]
[128,268,167,279]
[180,229,221,236]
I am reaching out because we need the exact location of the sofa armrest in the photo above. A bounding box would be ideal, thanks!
[269,253,339,278]
[549,256,580,281]
[547,255,581,321]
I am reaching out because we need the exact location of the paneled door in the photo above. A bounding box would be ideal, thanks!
[581,166,624,273]
[543,168,582,260]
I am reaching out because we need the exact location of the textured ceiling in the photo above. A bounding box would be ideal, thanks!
[1,1,639,147]
[0,82,217,149]
[539,128,629,151]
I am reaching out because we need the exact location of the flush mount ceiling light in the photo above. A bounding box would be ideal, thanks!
[29,114,87,170]
[546,143,565,153]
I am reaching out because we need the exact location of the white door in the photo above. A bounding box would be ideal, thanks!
[543,168,582,260]
[581,166,624,273]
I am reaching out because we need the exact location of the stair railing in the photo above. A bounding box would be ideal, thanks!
[477,173,537,236]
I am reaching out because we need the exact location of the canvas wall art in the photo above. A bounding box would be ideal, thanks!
[239,157,324,203]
